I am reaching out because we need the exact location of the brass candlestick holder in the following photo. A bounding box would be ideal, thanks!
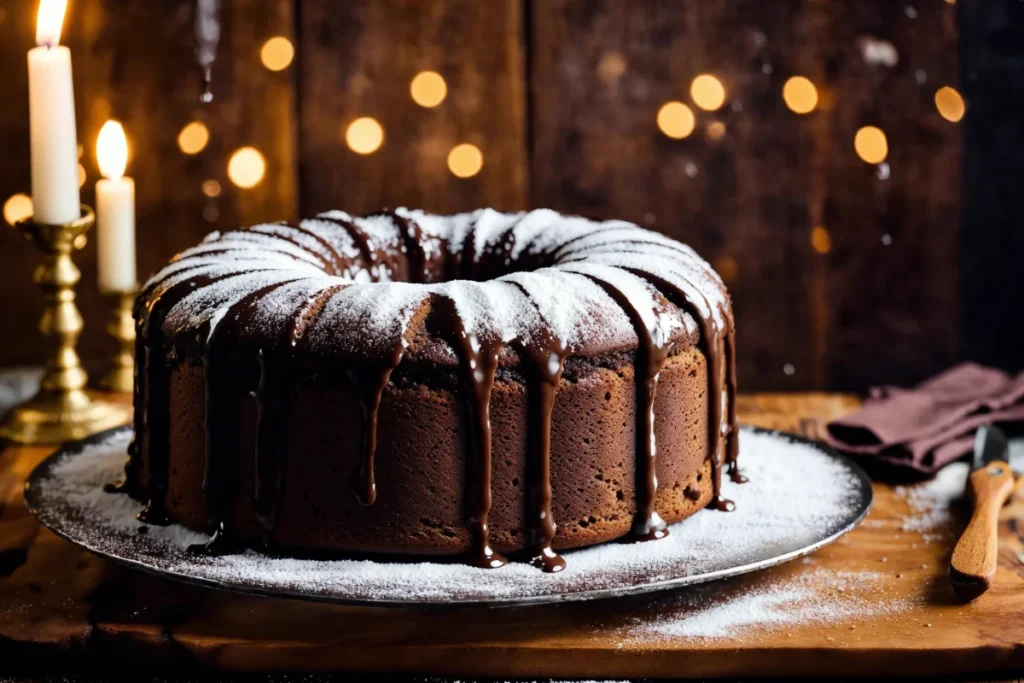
[97,288,136,394]
[0,206,131,444]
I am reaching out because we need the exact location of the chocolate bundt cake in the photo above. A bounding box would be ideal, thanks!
[112,208,739,572]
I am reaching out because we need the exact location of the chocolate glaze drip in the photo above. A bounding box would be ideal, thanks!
[724,325,744,483]
[518,331,569,573]
[582,274,671,540]
[348,342,407,506]
[134,276,222,525]
[192,281,296,555]
[429,297,508,569]
[381,211,426,284]
[622,269,738,511]
[253,284,347,542]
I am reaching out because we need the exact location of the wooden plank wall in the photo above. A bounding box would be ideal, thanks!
[0,0,973,392]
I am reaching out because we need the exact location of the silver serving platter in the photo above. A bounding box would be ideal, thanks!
[25,425,872,608]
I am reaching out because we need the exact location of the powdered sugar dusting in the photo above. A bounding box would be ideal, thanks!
[629,568,908,641]
[161,271,301,337]
[559,262,692,340]
[302,282,430,357]
[31,428,869,605]
[500,268,637,351]
[146,208,731,365]
[895,463,968,534]
[432,280,542,344]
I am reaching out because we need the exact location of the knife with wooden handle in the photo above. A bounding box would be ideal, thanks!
[949,425,1015,602]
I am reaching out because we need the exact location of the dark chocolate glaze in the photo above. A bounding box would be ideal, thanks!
[282,221,347,275]
[581,273,671,540]
[621,269,738,510]
[121,210,739,571]
[348,342,406,507]
[380,211,426,284]
[429,296,508,569]
[519,330,570,573]
[318,214,375,270]
[192,281,298,555]
[253,284,348,542]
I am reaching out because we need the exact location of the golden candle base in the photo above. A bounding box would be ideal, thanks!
[0,207,130,445]
[97,289,136,394]
[0,387,127,444]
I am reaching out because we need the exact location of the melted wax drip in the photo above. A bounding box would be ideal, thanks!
[194,0,221,103]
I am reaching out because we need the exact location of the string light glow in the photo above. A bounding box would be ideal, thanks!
[811,226,832,254]
[934,86,965,122]
[783,76,818,114]
[656,101,695,139]
[707,121,726,141]
[227,147,266,189]
[447,143,483,178]
[410,71,447,108]
[854,126,888,164]
[3,194,32,226]
[714,255,738,284]
[690,74,726,111]
[77,163,86,187]
[202,179,221,198]
[260,36,295,72]
[178,121,210,155]
[345,117,384,155]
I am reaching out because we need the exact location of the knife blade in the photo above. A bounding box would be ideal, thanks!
[949,425,1016,602]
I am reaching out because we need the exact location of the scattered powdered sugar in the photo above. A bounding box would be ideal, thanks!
[894,462,968,533]
[31,428,868,605]
[629,568,905,641]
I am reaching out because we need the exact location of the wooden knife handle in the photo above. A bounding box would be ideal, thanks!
[949,460,1015,602]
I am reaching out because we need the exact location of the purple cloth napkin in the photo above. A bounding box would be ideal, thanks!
[826,363,1024,473]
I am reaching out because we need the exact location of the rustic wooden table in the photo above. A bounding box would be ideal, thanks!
[1,392,1023,681]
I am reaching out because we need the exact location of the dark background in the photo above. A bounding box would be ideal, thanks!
[0,0,1019,392]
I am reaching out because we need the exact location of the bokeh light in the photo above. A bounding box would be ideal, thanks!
[854,126,888,164]
[690,74,726,111]
[77,163,86,187]
[178,121,210,155]
[202,179,222,198]
[447,143,483,178]
[227,147,266,189]
[410,71,447,108]
[934,86,965,123]
[783,76,818,114]
[706,121,726,141]
[811,225,832,254]
[657,101,695,139]
[3,194,32,226]
[261,36,295,72]
[345,117,385,155]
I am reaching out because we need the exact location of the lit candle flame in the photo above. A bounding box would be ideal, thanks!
[97,120,128,180]
[36,0,69,48]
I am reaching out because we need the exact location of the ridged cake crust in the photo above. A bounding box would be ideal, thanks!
[115,208,739,571]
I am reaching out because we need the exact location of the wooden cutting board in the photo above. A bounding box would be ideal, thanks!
[1,392,1023,680]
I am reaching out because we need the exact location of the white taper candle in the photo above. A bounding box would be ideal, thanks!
[29,0,80,225]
